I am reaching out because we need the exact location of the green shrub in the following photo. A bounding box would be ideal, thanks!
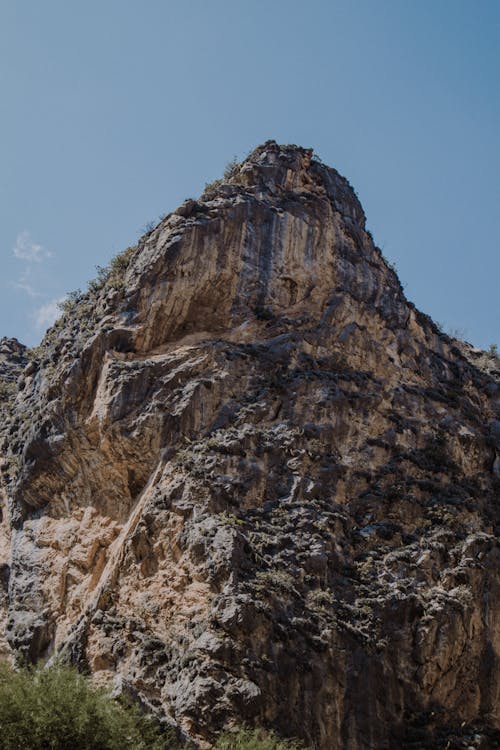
[60,245,137,310]
[91,245,136,294]
[223,157,240,181]
[57,288,84,314]
[0,661,172,750]
[204,156,243,194]
[204,176,224,193]
[216,728,308,750]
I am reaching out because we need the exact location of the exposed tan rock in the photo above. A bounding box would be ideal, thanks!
[0,143,499,749]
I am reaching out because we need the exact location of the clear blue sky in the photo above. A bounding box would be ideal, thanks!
[1,0,498,348]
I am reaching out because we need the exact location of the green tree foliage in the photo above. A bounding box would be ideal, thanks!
[0,662,310,750]
[216,728,309,750]
[0,662,170,750]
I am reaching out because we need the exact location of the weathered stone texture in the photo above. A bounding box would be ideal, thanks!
[0,142,499,749]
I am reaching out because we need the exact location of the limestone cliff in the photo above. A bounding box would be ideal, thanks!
[0,142,499,749]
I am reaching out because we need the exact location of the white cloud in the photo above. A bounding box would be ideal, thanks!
[33,297,66,331]
[11,269,44,298]
[12,280,40,298]
[10,231,55,306]
[13,230,52,263]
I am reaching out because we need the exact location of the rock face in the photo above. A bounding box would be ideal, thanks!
[0,337,28,660]
[0,338,28,388]
[0,142,499,749]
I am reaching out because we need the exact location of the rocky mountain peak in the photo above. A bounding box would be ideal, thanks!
[113,142,393,354]
[222,140,365,227]
[0,145,498,749]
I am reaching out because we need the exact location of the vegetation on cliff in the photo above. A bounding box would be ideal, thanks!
[0,662,167,750]
[0,662,309,750]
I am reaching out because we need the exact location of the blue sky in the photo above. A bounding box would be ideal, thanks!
[1,0,498,348]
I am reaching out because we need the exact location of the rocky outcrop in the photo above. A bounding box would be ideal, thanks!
[0,338,28,389]
[0,337,28,660]
[0,142,499,749]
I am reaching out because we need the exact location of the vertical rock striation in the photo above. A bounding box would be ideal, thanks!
[0,143,499,749]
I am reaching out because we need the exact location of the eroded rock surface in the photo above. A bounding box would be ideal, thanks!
[0,337,28,660]
[0,143,499,749]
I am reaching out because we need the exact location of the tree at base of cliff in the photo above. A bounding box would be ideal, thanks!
[0,662,170,750]
[216,729,308,750]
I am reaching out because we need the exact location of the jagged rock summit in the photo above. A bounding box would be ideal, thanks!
[0,142,499,749]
